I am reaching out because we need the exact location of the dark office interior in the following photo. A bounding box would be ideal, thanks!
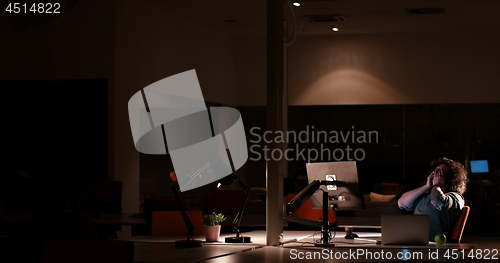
[1,0,500,262]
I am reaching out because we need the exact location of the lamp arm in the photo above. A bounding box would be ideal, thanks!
[230,173,250,193]
[229,173,250,237]
[172,184,195,240]
[285,180,346,214]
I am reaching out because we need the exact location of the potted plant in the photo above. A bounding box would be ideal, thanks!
[203,212,226,242]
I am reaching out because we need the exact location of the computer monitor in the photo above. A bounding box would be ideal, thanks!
[470,160,489,173]
[306,161,365,211]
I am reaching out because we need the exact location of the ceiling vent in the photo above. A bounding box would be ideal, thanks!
[303,14,348,23]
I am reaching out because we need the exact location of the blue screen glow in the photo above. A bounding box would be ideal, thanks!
[470,160,489,173]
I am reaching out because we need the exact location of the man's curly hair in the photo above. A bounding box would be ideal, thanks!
[430,157,468,195]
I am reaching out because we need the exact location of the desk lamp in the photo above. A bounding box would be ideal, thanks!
[215,173,251,243]
[172,184,202,248]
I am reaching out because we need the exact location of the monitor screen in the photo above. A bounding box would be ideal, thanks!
[470,160,489,173]
[306,161,364,211]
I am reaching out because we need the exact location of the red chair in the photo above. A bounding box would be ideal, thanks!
[450,205,470,243]
[143,198,188,235]
[151,210,204,236]
[286,193,337,224]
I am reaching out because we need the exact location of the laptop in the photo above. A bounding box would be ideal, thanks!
[381,214,429,245]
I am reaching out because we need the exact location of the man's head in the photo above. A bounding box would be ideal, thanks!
[430,157,468,195]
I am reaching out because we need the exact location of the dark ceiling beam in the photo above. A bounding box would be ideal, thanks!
[266,0,285,246]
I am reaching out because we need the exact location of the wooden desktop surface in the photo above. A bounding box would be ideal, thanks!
[134,243,260,263]
[131,231,475,262]
[125,230,316,245]
[284,231,475,250]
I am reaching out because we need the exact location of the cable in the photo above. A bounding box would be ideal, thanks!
[284,0,298,47]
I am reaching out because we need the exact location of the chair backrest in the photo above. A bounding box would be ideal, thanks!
[286,193,337,224]
[143,198,187,235]
[450,205,470,243]
[151,210,204,236]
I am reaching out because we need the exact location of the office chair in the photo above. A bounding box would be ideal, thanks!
[143,198,187,235]
[151,210,204,236]
[450,205,470,243]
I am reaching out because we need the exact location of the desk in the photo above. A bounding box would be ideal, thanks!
[284,231,475,250]
[134,243,260,263]
[91,213,146,237]
[124,230,316,245]
[129,230,475,262]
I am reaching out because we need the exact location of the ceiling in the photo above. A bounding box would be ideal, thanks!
[145,0,500,37]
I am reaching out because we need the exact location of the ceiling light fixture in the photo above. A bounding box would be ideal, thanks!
[293,2,300,7]
[332,27,339,32]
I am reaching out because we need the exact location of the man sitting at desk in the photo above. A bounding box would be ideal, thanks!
[398,157,468,241]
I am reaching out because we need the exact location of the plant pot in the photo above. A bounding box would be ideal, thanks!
[204,225,221,242]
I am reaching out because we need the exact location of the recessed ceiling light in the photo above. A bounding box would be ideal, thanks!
[293,2,300,7]
[332,27,339,32]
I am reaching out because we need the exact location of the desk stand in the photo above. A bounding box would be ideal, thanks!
[315,191,335,247]
[220,173,252,244]
[344,230,359,239]
[173,185,203,248]
[285,180,341,247]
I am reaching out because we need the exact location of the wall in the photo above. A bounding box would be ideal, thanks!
[0,1,114,81]
[0,1,115,201]
[234,36,267,106]
[287,30,500,105]
[115,0,237,212]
